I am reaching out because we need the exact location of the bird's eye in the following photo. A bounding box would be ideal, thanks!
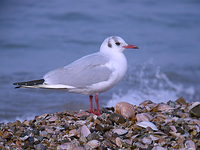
[115,42,120,46]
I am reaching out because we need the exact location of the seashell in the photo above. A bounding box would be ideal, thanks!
[72,146,86,150]
[75,120,86,125]
[189,102,200,118]
[55,125,65,130]
[23,120,30,126]
[48,116,59,122]
[192,119,200,127]
[40,131,48,137]
[176,111,190,118]
[142,137,152,145]
[69,129,78,137]
[79,135,87,144]
[93,115,98,120]
[146,103,158,111]
[20,135,29,141]
[164,117,179,124]
[60,142,75,150]
[170,126,177,132]
[131,134,140,139]
[122,139,132,145]
[152,131,167,135]
[80,125,91,137]
[74,111,90,118]
[185,140,196,150]
[169,132,181,138]
[154,114,168,121]
[38,113,49,119]
[149,135,160,141]
[115,137,122,147]
[136,121,158,131]
[139,100,154,108]
[87,140,100,148]
[152,146,167,150]
[157,104,175,111]
[136,113,153,122]
[176,135,185,145]
[158,138,167,146]
[183,117,192,122]
[115,102,135,119]
[113,128,128,136]
[167,100,177,108]
[45,127,54,134]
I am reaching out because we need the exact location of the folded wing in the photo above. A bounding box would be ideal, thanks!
[44,52,112,88]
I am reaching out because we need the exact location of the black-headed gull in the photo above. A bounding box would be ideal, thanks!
[13,36,139,115]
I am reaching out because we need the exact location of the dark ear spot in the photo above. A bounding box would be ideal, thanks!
[108,41,112,48]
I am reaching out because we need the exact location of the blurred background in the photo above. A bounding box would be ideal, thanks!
[0,0,200,123]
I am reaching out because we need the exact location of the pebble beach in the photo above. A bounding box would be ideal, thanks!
[0,97,199,150]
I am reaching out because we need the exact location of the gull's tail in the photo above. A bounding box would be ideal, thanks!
[13,79,45,88]
[13,79,75,89]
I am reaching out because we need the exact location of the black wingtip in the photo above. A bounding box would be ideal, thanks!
[13,79,44,88]
[13,82,19,85]
[14,86,21,89]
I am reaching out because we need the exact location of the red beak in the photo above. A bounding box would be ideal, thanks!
[123,45,139,49]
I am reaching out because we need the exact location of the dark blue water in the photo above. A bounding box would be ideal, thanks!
[0,0,200,123]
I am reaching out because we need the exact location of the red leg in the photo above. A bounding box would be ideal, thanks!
[89,95,94,113]
[95,94,101,116]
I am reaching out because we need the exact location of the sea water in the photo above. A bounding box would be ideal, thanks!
[0,0,200,123]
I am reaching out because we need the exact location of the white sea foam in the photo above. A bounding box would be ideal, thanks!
[1,113,35,124]
[107,89,178,107]
[107,60,196,107]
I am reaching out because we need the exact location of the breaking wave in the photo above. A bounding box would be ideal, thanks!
[107,59,196,107]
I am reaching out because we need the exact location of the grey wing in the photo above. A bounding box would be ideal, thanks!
[43,52,112,87]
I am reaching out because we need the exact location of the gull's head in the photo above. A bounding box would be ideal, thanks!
[100,36,139,53]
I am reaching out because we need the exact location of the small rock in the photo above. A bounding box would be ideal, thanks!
[35,143,46,150]
[3,131,12,140]
[176,97,187,106]
[4,146,11,150]
[109,113,125,124]
[95,124,104,133]
[36,136,43,142]
[87,131,100,141]
[79,135,87,144]
[22,142,34,149]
